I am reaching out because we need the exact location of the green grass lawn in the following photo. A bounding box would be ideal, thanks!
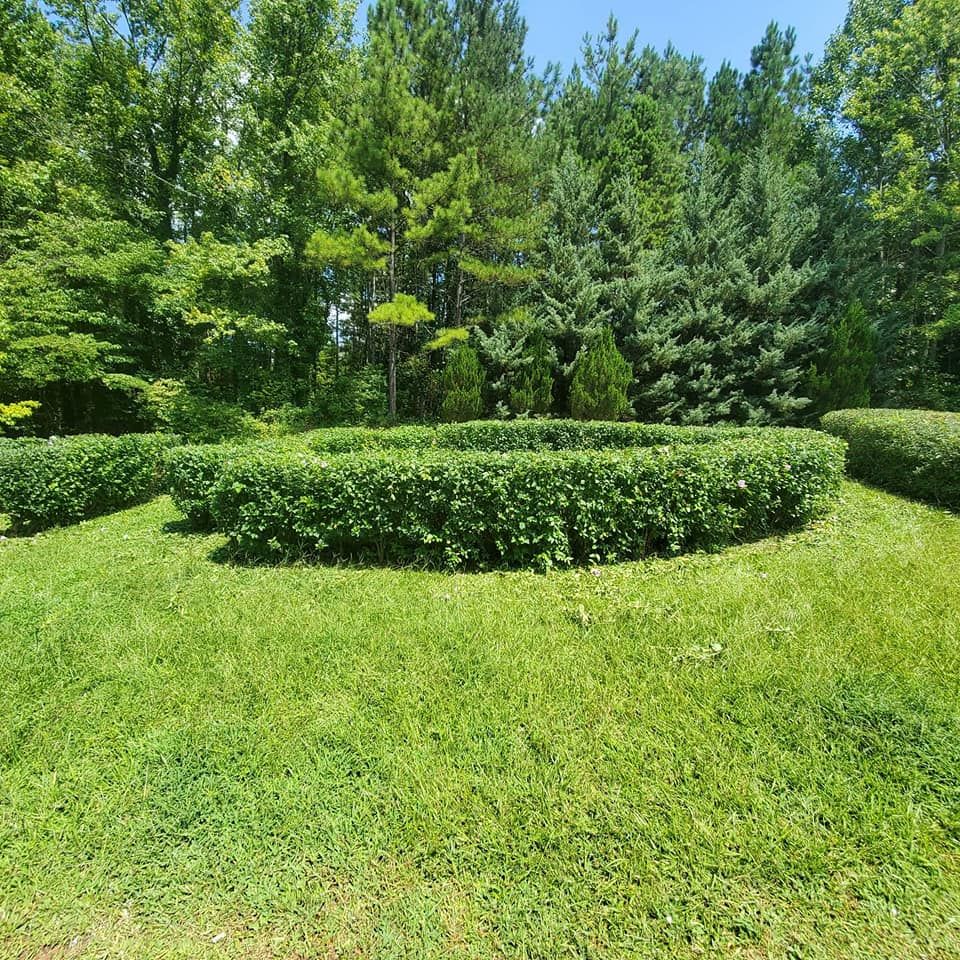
[2,482,959,959]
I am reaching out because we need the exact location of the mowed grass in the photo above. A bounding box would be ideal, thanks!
[1,483,960,959]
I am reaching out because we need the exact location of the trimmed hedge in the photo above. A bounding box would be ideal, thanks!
[207,428,844,569]
[302,419,762,454]
[165,442,246,528]
[0,433,179,535]
[303,425,436,453]
[822,408,960,509]
[164,437,312,527]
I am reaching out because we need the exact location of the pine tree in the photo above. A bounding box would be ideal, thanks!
[636,43,707,152]
[739,23,808,161]
[305,0,440,416]
[440,344,485,421]
[705,61,742,169]
[596,93,683,253]
[569,326,631,420]
[368,294,436,416]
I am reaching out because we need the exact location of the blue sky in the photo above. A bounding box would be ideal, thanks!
[356,1,850,76]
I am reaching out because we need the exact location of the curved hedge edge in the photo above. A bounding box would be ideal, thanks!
[165,443,245,528]
[210,430,845,570]
[0,433,180,536]
[821,408,960,510]
[169,421,790,529]
[165,436,316,528]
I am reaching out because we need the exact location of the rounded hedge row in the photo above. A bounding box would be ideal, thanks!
[168,423,845,569]
[301,419,764,454]
[0,433,179,535]
[165,420,755,526]
[821,408,960,509]
[165,438,306,528]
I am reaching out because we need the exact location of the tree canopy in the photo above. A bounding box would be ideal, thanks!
[1,0,957,435]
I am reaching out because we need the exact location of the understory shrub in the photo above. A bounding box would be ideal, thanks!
[144,380,262,443]
[822,408,960,509]
[0,433,179,534]
[206,428,843,569]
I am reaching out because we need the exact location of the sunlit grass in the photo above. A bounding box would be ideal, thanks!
[1,482,959,958]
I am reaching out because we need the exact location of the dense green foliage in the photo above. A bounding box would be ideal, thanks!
[192,428,843,568]
[822,408,960,509]
[0,0,956,433]
[3,485,960,957]
[809,301,877,415]
[412,418,757,450]
[569,327,632,421]
[165,442,253,527]
[439,345,485,422]
[816,0,960,406]
[165,419,805,534]
[0,433,177,533]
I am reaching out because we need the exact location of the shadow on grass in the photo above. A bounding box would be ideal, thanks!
[204,540,446,573]
[844,475,960,516]
[159,499,837,574]
[190,521,827,576]
[161,517,204,537]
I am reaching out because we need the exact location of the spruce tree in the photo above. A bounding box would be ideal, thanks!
[630,147,821,424]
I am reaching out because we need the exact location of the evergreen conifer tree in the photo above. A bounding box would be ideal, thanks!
[534,151,609,368]
[569,326,631,420]
[630,147,821,424]
[809,300,877,413]
[509,330,555,416]
[440,344,485,421]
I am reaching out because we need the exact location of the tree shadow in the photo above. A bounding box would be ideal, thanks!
[195,522,821,575]
[203,540,440,572]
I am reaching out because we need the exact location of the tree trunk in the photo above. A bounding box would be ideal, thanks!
[387,219,398,417]
[388,323,398,417]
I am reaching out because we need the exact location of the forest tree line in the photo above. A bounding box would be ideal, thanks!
[0,0,958,436]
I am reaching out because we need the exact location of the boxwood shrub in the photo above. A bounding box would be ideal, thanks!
[0,433,179,535]
[822,408,960,509]
[208,428,844,569]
